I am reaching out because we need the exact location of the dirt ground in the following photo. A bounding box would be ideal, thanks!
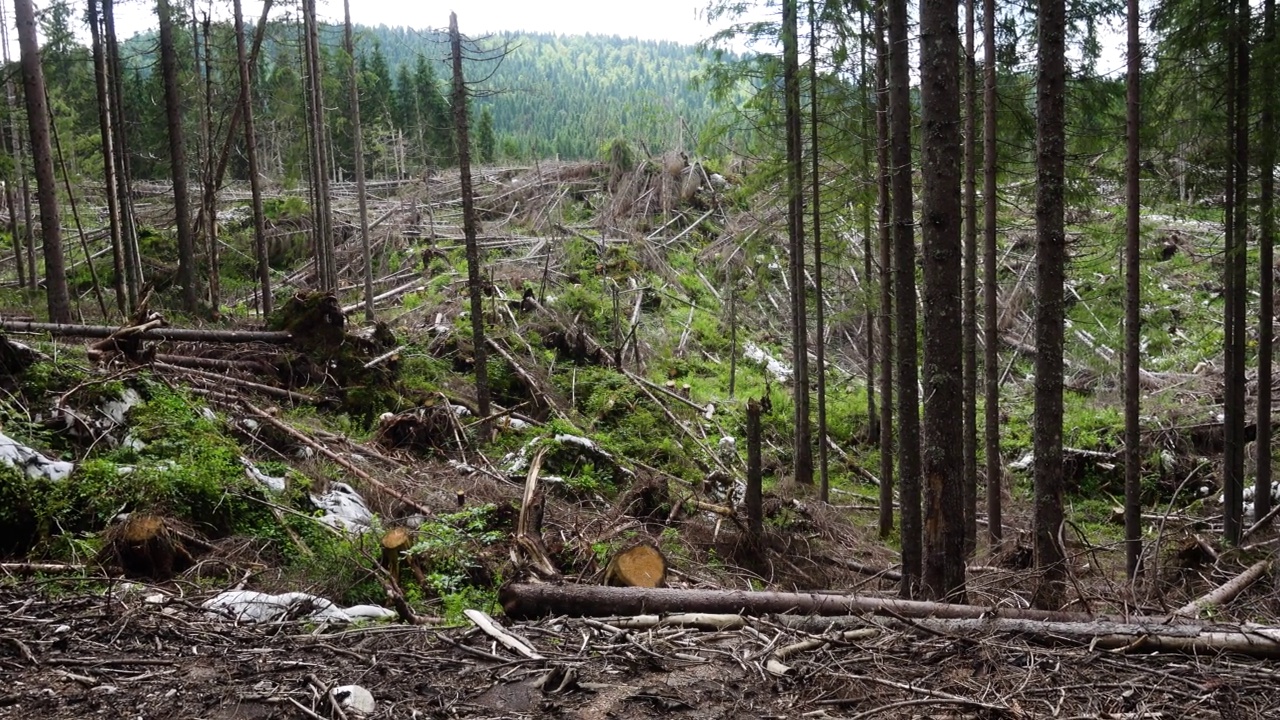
[3,581,1279,720]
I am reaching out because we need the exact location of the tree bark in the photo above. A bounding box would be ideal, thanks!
[875,0,895,541]
[233,0,272,317]
[1123,0,1143,578]
[302,0,334,290]
[919,0,966,602]
[888,0,921,596]
[450,13,492,428]
[962,0,978,558]
[198,14,218,313]
[1033,0,1068,609]
[784,0,813,487]
[14,0,71,323]
[809,0,828,501]
[0,319,292,344]
[88,0,125,317]
[0,1,27,292]
[104,0,142,307]
[501,583,1096,624]
[1258,0,1277,527]
[157,0,198,313]
[344,0,374,323]
[860,8,878,457]
[1225,0,1250,546]
[746,398,763,543]
[982,0,1001,551]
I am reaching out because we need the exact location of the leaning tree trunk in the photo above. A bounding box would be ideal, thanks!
[157,0,198,313]
[888,0,921,596]
[919,0,967,602]
[1033,0,1068,609]
[449,13,492,428]
[14,0,70,323]
[233,0,271,316]
[344,0,373,322]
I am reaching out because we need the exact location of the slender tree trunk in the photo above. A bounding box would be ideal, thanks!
[1123,0,1143,578]
[234,0,271,317]
[888,0,921,595]
[809,0,828,501]
[1257,0,1277,527]
[983,0,1002,551]
[783,0,813,487]
[344,0,373,322]
[961,0,978,557]
[0,0,24,291]
[2,1,35,293]
[4,180,21,290]
[450,13,492,429]
[14,0,70,322]
[302,0,334,291]
[919,0,967,602]
[1033,0,1068,609]
[198,13,219,313]
[861,6,878,450]
[1225,0,1250,546]
[1223,17,1241,544]
[157,0,198,313]
[105,0,142,306]
[875,0,895,540]
[88,0,125,316]
[48,84,107,318]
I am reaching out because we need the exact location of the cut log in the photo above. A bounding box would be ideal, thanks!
[1174,559,1271,619]
[602,541,668,588]
[0,319,292,344]
[500,583,1097,623]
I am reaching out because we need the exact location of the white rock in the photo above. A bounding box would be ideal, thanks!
[0,432,74,481]
[202,590,396,625]
[332,685,376,715]
[311,482,373,533]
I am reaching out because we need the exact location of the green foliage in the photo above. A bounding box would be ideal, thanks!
[409,504,505,593]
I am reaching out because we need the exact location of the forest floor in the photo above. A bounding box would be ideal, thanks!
[3,157,1280,718]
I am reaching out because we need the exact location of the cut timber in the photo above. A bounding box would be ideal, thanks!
[380,526,424,586]
[1174,559,1271,619]
[501,583,1095,622]
[99,514,195,580]
[602,541,668,588]
[0,319,292,344]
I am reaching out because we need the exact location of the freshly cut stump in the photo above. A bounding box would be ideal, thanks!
[603,541,668,588]
[101,514,193,580]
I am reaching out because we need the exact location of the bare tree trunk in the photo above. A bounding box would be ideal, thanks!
[875,0,895,540]
[88,0,125,316]
[783,0,813,487]
[809,0,828,501]
[746,398,763,543]
[1257,0,1277,527]
[888,0,921,596]
[0,0,20,290]
[199,13,219,313]
[14,0,70,322]
[2,0,35,293]
[105,0,142,306]
[1033,0,1068,608]
[302,0,334,290]
[450,13,491,429]
[961,0,978,557]
[157,0,198,313]
[233,0,271,317]
[344,0,373,322]
[4,179,22,290]
[1226,0,1250,545]
[1123,0,1143,578]
[48,84,108,318]
[919,0,966,602]
[982,0,1001,549]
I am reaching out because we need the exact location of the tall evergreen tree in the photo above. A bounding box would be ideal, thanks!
[14,0,71,322]
[1123,0,1143,577]
[1033,0,1068,609]
[156,0,198,312]
[783,0,813,488]
[477,105,496,163]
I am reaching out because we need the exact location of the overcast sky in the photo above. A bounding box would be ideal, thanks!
[67,0,726,46]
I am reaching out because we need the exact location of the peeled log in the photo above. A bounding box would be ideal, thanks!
[0,319,293,344]
[500,583,1094,623]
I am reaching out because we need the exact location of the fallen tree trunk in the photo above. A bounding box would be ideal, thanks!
[499,583,1095,623]
[0,319,292,344]
[1174,559,1271,619]
[778,615,1280,660]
